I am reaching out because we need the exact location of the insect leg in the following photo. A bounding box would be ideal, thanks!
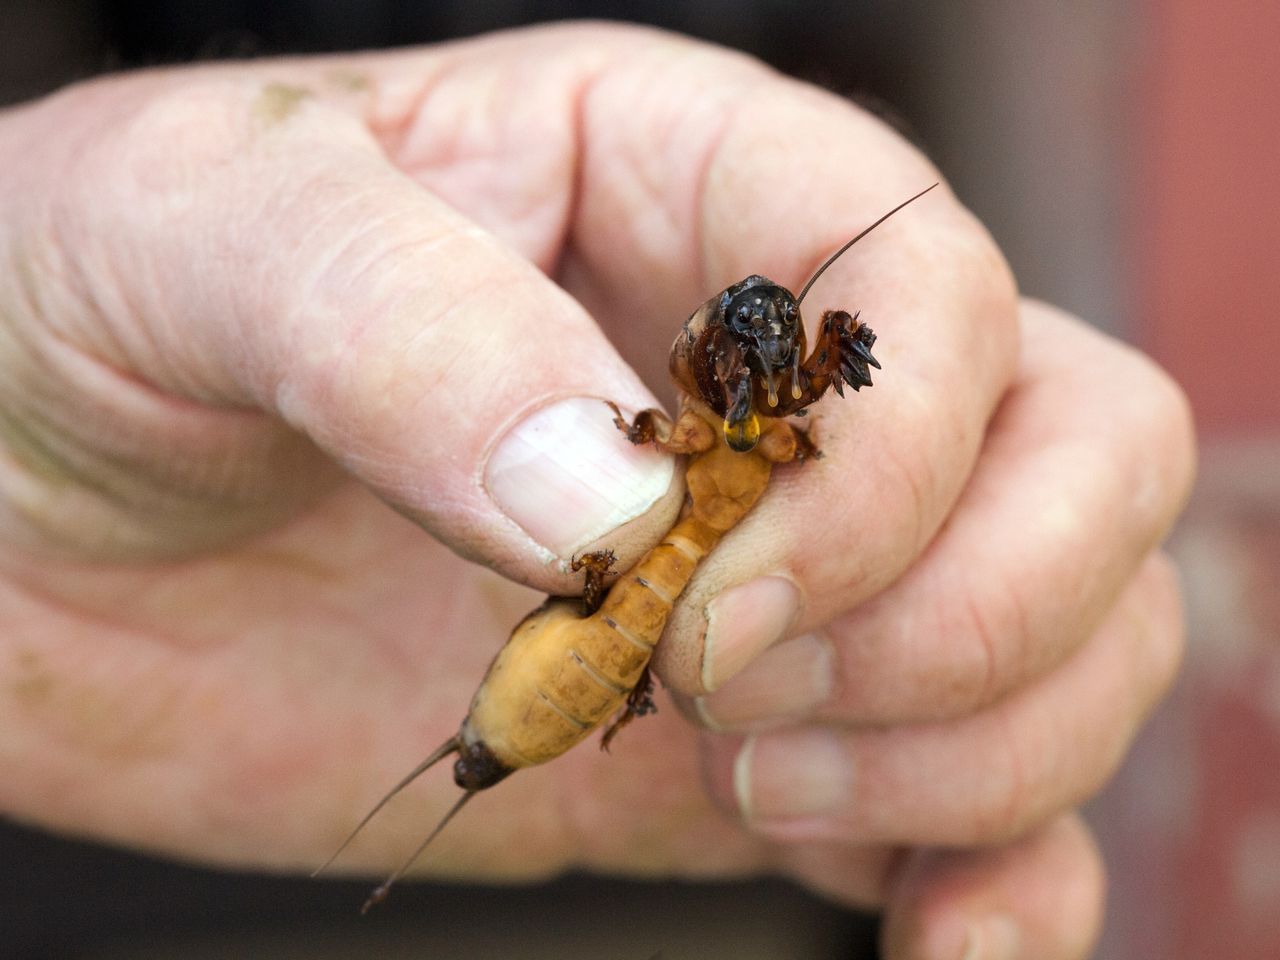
[604,401,716,454]
[605,401,673,445]
[754,416,818,464]
[790,309,879,406]
[600,664,658,752]
[790,423,822,462]
[571,549,617,616]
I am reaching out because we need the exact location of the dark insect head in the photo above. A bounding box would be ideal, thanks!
[672,183,939,451]
[719,276,805,408]
[725,280,800,366]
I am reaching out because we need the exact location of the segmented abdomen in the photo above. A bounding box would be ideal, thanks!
[462,435,775,771]
[461,529,706,768]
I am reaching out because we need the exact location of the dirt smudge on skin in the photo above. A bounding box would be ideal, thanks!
[10,646,183,761]
[326,70,369,93]
[11,649,54,704]
[0,408,74,489]
[253,83,312,125]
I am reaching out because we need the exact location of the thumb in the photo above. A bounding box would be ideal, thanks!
[24,74,680,590]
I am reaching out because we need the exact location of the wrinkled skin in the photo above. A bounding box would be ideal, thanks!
[0,24,1194,960]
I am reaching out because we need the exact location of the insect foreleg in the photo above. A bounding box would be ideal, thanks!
[769,309,881,413]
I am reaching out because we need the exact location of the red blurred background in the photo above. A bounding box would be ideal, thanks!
[1094,2,1280,957]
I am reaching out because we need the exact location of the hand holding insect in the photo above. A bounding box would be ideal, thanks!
[315,186,938,912]
[0,24,1193,960]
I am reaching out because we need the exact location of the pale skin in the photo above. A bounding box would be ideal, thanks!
[0,23,1194,960]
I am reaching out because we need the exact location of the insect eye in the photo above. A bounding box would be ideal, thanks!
[725,284,792,336]
[731,303,758,331]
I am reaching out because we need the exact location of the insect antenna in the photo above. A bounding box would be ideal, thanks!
[795,182,940,306]
[311,735,460,878]
[360,789,477,914]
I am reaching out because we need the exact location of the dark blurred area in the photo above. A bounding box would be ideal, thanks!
[3,1,1278,958]
[1,817,870,960]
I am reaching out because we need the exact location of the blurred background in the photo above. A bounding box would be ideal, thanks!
[1,1,1276,957]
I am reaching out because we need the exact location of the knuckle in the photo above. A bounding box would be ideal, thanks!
[897,572,1035,725]
[279,270,470,443]
[966,722,1043,845]
[954,584,1032,715]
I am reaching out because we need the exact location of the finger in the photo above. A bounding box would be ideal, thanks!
[881,813,1104,960]
[12,67,681,587]
[695,300,1197,729]
[701,552,1183,846]
[544,37,1021,692]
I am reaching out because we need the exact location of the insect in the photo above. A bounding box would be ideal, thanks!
[316,183,939,912]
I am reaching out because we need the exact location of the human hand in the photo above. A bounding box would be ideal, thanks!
[0,23,1193,959]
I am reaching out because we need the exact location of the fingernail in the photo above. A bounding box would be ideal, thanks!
[961,915,1020,960]
[696,633,834,730]
[733,728,852,825]
[701,576,802,692]
[485,397,675,558]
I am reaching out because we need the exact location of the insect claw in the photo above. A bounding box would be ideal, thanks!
[840,353,875,389]
[844,372,871,391]
[849,338,880,369]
